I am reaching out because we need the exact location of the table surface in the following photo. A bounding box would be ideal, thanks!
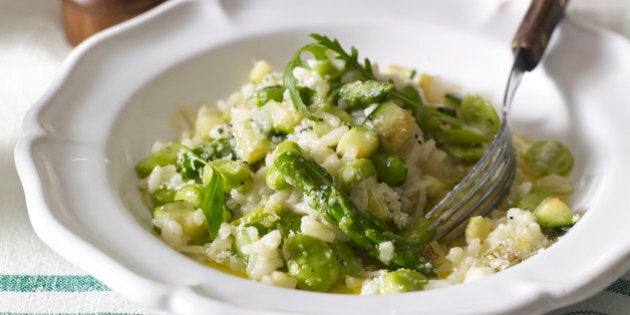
[1,0,629,314]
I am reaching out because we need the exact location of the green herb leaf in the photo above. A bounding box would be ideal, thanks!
[310,33,494,162]
[310,34,378,81]
[202,165,225,239]
[310,34,431,120]
[177,149,205,179]
[283,43,328,120]
[175,144,209,179]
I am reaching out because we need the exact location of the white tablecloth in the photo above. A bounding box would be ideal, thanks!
[1,0,628,314]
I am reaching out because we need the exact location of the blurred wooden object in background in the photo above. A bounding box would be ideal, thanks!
[62,0,165,46]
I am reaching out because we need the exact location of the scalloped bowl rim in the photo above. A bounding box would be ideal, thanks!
[14,0,630,314]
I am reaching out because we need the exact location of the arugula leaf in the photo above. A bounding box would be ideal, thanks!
[175,139,236,179]
[283,43,328,120]
[176,144,227,239]
[310,34,376,80]
[309,34,431,116]
[177,149,205,179]
[202,164,225,239]
[175,144,208,179]
[309,33,486,156]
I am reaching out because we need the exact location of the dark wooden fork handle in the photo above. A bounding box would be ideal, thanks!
[512,0,569,71]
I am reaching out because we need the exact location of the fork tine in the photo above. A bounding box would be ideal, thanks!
[425,124,516,240]
[425,122,510,219]
[420,10,556,241]
[433,141,516,240]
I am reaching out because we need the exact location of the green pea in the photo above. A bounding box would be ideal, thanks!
[152,201,208,242]
[334,159,377,189]
[380,269,428,294]
[206,159,253,191]
[174,184,204,208]
[231,207,281,236]
[460,94,500,139]
[524,140,574,176]
[150,188,176,207]
[135,148,178,178]
[370,153,408,186]
[512,184,552,211]
[254,85,285,107]
[284,234,340,292]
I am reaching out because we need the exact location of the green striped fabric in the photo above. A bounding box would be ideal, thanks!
[2,274,629,295]
[604,278,630,297]
[0,274,628,314]
[0,275,108,292]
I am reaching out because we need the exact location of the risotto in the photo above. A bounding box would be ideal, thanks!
[135,34,578,294]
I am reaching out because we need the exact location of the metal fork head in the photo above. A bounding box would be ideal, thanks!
[422,0,567,240]
[424,52,525,242]
[425,122,516,241]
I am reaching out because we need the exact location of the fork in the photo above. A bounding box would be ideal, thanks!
[425,0,570,241]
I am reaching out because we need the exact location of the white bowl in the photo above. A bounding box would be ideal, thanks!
[15,0,630,314]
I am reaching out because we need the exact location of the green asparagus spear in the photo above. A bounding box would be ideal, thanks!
[274,149,434,275]
[337,80,394,109]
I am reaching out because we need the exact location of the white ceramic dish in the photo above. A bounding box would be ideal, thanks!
[14,0,630,314]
